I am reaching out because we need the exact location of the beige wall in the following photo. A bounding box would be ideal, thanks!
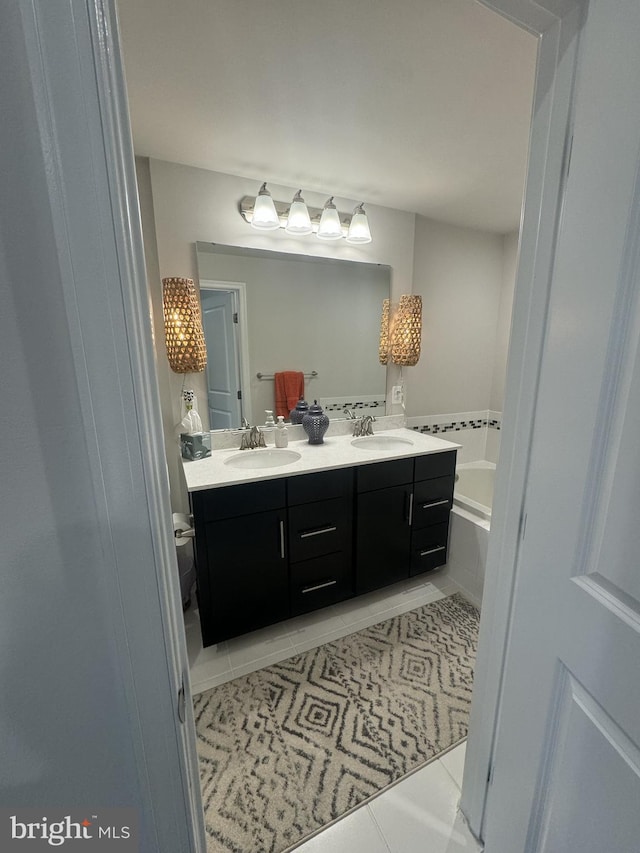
[490,230,519,412]
[137,157,416,509]
[138,156,518,510]
[406,216,509,416]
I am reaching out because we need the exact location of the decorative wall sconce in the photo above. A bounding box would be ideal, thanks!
[240,184,372,244]
[162,277,207,373]
[379,298,390,365]
[379,295,422,366]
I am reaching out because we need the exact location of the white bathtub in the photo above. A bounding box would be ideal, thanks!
[446,461,495,607]
[453,460,495,521]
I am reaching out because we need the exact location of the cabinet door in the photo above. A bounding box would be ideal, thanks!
[204,509,289,644]
[355,484,411,594]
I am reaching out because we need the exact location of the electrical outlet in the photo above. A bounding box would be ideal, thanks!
[392,385,403,404]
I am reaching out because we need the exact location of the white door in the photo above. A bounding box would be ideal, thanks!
[201,289,242,429]
[484,1,640,849]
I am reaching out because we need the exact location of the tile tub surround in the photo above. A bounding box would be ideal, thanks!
[408,411,502,465]
[182,425,460,492]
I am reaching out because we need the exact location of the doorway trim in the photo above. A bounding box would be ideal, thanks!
[65,0,586,848]
[461,0,585,839]
[199,279,253,426]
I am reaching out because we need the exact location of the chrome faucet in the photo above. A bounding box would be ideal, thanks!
[343,408,357,419]
[239,425,266,449]
[352,415,375,437]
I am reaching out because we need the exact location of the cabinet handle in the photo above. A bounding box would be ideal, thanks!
[279,519,285,559]
[301,579,337,594]
[300,525,337,539]
[419,545,446,557]
[408,492,414,526]
[421,499,450,510]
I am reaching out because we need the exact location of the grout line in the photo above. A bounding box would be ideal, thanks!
[364,805,394,853]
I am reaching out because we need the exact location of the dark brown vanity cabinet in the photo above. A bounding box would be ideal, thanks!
[355,451,456,593]
[355,459,414,594]
[190,479,289,646]
[411,451,456,576]
[190,449,456,646]
[287,468,353,616]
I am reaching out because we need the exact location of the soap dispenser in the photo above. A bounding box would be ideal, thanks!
[264,410,276,427]
[274,416,289,448]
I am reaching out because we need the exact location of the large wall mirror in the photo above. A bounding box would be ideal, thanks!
[196,242,390,429]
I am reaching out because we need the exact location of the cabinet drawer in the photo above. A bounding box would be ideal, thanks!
[288,497,352,562]
[287,468,353,506]
[290,552,352,616]
[410,523,449,576]
[356,458,414,493]
[414,450,456,483]
[193,478,286,523]
[412,476,454,529]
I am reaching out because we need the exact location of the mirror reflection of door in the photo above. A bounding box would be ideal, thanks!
[200,288,242,429]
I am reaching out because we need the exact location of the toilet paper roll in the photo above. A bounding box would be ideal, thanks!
[172,512,194,547]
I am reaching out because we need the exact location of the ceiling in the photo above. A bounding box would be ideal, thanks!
[116,0,537,233]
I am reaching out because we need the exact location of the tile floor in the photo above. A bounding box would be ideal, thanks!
[185,571,482,852]
[185,571,460,695]
[295,742,481,853]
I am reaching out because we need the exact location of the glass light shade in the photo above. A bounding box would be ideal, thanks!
[285,191,312,235]
[317,198,343,240]
[346,205,372,244]
[251,183,280,230]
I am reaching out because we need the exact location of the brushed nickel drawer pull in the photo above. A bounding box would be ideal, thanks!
[300,525,337,539]
[421,499,450,510]
[408,492,414,527]
[302,579,337,594]
[420,545,446,557]
[279,520,285,559]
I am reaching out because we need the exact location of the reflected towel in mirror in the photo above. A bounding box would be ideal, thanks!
[274,371,304,419]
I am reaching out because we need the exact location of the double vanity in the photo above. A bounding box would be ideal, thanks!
[183,427,459,647]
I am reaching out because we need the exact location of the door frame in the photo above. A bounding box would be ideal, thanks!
[199,279,253,426]
[52,0,586,848]
[461,0,585,838]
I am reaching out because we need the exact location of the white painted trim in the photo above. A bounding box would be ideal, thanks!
[200,279,253,425]
[22,0,205,849]
[460,0,585,839]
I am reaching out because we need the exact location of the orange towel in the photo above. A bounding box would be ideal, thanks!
[274,371,305,419]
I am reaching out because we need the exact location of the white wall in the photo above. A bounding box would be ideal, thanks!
[490,230,518,412]
[406,216,505,416]
[139,158,416,509]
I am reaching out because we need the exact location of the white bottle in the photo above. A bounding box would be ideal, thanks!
[264,410,276,427]
[275,416,289,448]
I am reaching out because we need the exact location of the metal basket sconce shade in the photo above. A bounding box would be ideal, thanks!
[390,295,422,366]
[379,298,390,365]
[162,277,207,373]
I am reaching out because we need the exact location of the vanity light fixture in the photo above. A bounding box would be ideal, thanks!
[162,277,207,373]
[346,203,372,244]
[250,183,281,231]
[316,197,344,241]
[240,185,373,243]
[285,190,313,235]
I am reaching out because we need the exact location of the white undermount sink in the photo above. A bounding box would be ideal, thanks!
[223,448,302,469]
[351,435,415,451]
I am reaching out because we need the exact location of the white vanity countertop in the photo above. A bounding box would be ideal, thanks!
[182,428,460,492]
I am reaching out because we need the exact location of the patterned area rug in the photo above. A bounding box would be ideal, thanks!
[194,593,480,853]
